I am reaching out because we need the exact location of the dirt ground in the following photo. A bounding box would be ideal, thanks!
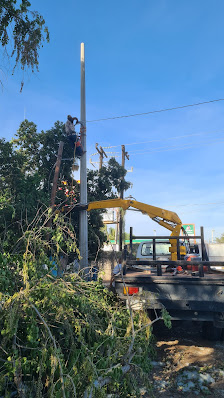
[148,321,224,397]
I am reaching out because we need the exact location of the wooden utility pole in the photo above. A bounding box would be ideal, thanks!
[46,140,64,241]
[50,141,64,209]
[79,42,88,270]
[119,145,129,251]
[121,145,129,198]
[95,143,108,170]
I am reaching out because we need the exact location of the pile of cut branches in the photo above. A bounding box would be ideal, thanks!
[0,264,172,397]
[0,207,171,397]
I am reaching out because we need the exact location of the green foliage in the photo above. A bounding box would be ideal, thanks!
[0,253,22,295]
[215,233,224,243]
[0,120,131,260]
[0,0,49,89]
[0,269,156,397]
[0,137,170,396]
[87,158,130,202]
[87,158,131,258]
[108,227,116,240]
[0,121,72,253]
[161,308,172,329]
[124,231,130,240]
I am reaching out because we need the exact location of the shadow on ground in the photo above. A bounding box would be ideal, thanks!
[146,321,224,398]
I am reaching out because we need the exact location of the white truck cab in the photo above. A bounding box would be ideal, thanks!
[136,240,171,261]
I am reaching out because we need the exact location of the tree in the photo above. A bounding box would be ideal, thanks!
[0,120,131,259]
[0,120,73,252]
[124,231,130,241]
[215,233,224,243]
[108,227,115,241]
[0,0,49,90]
[0,135,47,252]
[86,158,131,258]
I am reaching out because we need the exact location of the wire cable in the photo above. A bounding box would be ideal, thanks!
[169,201,224,208]
[178,205,224,215]
[86,98,224,123]
[128,136,224,155]
[102,129,224,149]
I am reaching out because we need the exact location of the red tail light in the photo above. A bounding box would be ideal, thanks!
[123,286,140,295]
[128,287,139,295]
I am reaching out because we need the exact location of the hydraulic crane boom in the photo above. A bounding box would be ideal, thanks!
[86,198,185,260]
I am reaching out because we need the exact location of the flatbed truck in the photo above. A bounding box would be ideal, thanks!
[77,198,224,339]
[114,231,224,340]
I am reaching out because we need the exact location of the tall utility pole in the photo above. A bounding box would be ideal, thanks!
[119,145,129,251]
[79,43,88,270]
[95,143,108,170]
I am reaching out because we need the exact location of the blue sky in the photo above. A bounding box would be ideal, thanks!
[1,0,224,241]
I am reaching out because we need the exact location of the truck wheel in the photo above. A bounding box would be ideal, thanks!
[202,322,223,341]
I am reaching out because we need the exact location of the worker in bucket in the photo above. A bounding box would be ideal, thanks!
[65,115,83,157]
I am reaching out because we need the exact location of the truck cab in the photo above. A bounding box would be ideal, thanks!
[136,240,171,262]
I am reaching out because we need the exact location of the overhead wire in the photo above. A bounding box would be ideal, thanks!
[127,136,224,155]
[170,201,224,208]
[87,100,224,207]
[126,200,224,209]
[86,98,224,123]
[172,201,224,216]
[101,128,224,149]
[178,205,224,215]
[92,136,224,157]
[90,134,224,159]
[126,203,224,218]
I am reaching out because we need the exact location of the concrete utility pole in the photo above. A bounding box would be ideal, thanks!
[95,143,108,170]
[79,42,88,270]
[119,145,129,251]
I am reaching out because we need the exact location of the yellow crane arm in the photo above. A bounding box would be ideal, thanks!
[87,198,184,260]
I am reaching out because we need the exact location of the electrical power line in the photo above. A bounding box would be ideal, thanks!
[127,201,224,212]
[178,205,224,215]
[86,98,224,123]
[90,135,224,158]
[91,135,224,157]
[128,136,224,153]
[127,200,224,209]
[171,201,224,208]
[128,136,224,155]
[101,129,224,149]
[104,151,120,154]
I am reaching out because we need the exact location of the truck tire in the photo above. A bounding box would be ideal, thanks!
[202,321,223,341]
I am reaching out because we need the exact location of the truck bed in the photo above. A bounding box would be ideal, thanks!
[116,268,224,284]
[115,269,224,325]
